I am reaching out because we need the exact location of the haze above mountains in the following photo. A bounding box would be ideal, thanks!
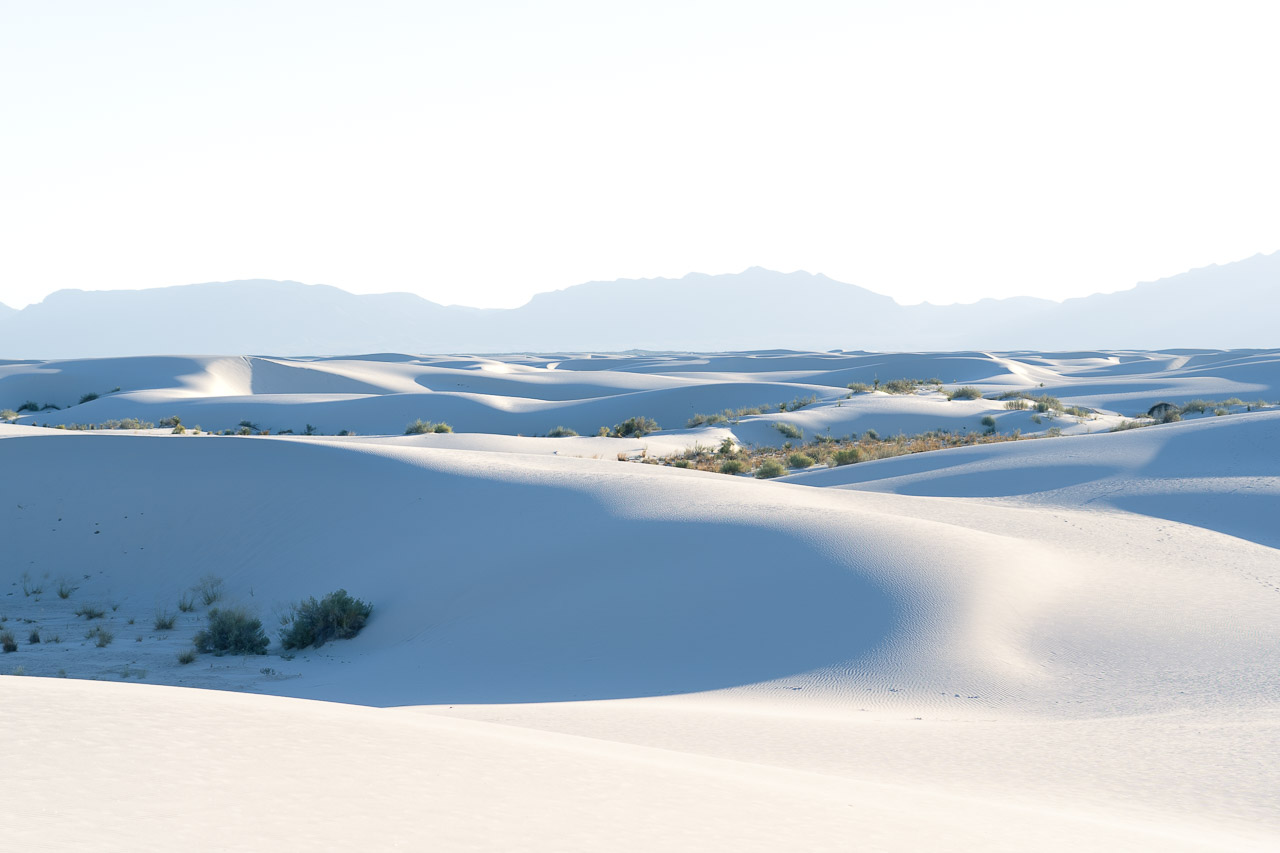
[1,252,1276,357]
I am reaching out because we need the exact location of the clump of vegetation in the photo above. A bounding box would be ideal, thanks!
[772,422,802,440]
[1033,395,1064,414]
[546,425,578,437]
[755,459,786,479]
[787,452,815,469]
[881,378,931,394]
[405,419,453,434]
[280,590,373,650]
[21,573,43,597]
[981,415,997,434]
[0,409,18,422]
[846,382,873,393]
[719,459,745,474]
[158,415,182,427]
[832,447,864,466]
[1,630,16,653]
[17,401,39,412]
[172,424,187,434]
[28,629,40,644]
[74,604,106,620]
[780,395,818,412]
[78,392,100,404]
[195,575,224,606]
[177,593,196,613]
[87,625,114,647]
[154,609,176,631]
[195,607,269,656]
[610,416,659,437]
[1004,399,1030,410]
[177,648,197,665]
[945,386,984,401]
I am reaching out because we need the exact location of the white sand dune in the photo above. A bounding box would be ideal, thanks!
[2,349,1278,851]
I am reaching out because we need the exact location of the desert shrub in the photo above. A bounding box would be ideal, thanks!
[1161,410,1182,423]
[21,573,42,596]
[717,437,736,456]
[87,625,114,647]
[832,447,864,466]
[0,409,17,421]
[1,631,16,653]
[405,419,452,434]
[177,593,196,612]
[1004,399,1029,410]
[28,629,40,644]
[612,416,659,437]
[74,604,106,620]
[783,395,818,411]
[172,424,186,434]
[280,590,373,650]
[158,415,182,427]
[1033,395,1063,413]
[670,459,690,468]
[1064,406,1091,418]
[755,459,786,479]
[881,378,923,394]
[195,575,224,606]
[981,415,997,434]
[719,459,745,474]
[1046,426,1064,437]
[78,392,99,404]
[947,386,984,401]
[195,607,269,656]
[547,425,578,437]
[862,429,880,441]
[772,422,802,440]
[847,382,873,393]
[154,609,176,631]
[17,401,39,412]
[177,648,197,665]
[787,452,815,469]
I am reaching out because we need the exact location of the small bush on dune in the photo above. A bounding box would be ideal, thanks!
[546,425,578,437]
[87,625,114,647]
[78,392,99,404]
[846,382,873,393]
[772,422,802,440]
[1,631,16,653]
[1004,399,1029,410]
[755,459,786,479]
[787,452,815,469]
[881,378,924,394]
[405,419,453,434]
[177,593,196,612]
[195,575,224,606]
[612,416,659,438]
[195,607,269,656]
[0,409,18,422]
[74,604,106,620]
[154,609,176,631]
[719,459,745,474]
[280,590,373,650]
[946,386,984,401]
[832,447,864,466]
[177,648,197,665]
[28,629,40,644]
[981,415,997,434]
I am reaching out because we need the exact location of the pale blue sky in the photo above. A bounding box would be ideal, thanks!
[2,1,1277,308]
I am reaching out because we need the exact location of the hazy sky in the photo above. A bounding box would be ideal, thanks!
[2,1,1277,309]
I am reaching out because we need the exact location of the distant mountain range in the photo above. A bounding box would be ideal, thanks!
[1,253,1277,357]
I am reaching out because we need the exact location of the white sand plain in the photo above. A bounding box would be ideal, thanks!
[1,349,1277,851]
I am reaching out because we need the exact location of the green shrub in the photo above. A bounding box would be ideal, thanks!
[862,429,879,441]
[981,415,997,434]
[172,424,186,434]
[1034,395,1063,413]
[772,422,802,440]
[546,425,578,437]
[755,459,785,479]
[405,419,453,434]
[177,648,197,665]
[612,416,659,437]
[0,409,18,422]
[158,415,182,427]
[719,459,745,474]
[1004,399,1029,410]
[280,590,373,650]
[1,631,16,653]
[74,604,106,620]
[28,629,40,644]
[787,452,815,469]
[847,382,873,393]
[154,609,176,631]
[195,575,224,606]
[87,625,114,647]
[194,607,269,656]
[177,593,196,612]
[832,447,864,466]
[947,386,983,401]
[882,378,923,394]
[78,392,99,404]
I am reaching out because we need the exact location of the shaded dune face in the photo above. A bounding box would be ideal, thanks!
[0,436,901,704]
